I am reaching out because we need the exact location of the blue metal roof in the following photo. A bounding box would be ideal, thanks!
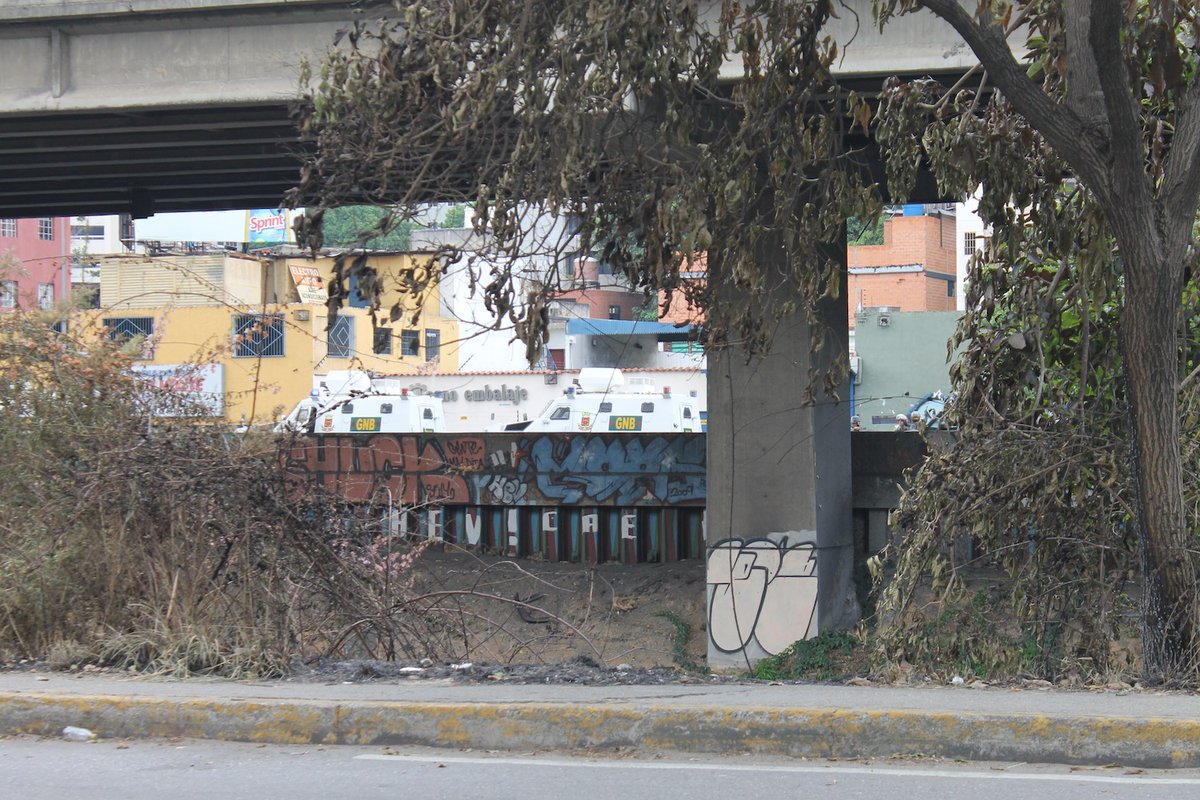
[566,318,694,338]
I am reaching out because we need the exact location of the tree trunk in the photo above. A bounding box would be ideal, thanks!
[1120,240,1199,680]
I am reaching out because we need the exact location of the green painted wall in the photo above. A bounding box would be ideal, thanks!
[853,310,961,431]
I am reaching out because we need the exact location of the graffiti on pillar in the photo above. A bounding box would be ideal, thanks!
[706,533,818,655]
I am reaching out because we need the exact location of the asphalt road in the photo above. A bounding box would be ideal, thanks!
[4,738,1200,800]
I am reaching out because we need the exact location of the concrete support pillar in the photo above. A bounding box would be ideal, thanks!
[705,246,858,671]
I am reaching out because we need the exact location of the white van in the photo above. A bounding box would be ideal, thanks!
[276,370,447,434]
[511,368,701,433]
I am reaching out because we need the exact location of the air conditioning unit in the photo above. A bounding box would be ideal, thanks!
[877,315,891,328]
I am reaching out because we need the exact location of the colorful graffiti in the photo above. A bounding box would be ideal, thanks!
[282,432,707,563]
[523,435,706,506]
[285,433,706,508]
[706,533,818,655]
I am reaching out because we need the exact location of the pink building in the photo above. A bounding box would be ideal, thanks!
[0,217,71,310]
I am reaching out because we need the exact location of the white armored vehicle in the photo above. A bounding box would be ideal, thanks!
[507,368,702,433]
[276,370,447,434]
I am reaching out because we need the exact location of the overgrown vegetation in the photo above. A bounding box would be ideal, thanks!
[750,630,866,682]
[653,610,708,675]
[0,310,619,675]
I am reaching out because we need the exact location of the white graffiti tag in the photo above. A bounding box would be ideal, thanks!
[706,535,818,655]
[487,475,528,504]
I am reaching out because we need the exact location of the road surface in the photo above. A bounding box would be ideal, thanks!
[4,737,1200,799]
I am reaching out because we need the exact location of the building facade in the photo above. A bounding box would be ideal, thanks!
[847,206,958,324]
[0,216,71,311]
[85,250,459,425]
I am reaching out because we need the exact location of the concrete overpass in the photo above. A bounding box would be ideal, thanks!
[0,0,977,218]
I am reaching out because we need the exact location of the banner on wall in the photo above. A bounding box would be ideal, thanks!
[132,364,224,416]
[246,209,292,245]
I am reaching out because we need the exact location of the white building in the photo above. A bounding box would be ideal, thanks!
[71,215,132,257]
[954,193,989,311]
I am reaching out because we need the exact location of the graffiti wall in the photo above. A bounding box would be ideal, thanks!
[284,433,707,563]
[286,433,706,508]
[706,532,819,660]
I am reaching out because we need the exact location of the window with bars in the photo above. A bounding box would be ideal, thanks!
[37,284,53,309]
[0,219,15,237]
[327,315,353,358]
[963,232,977,255]
[233,314,285,357]
[0,281,16,308]
[37,218,54,240]
[104,316,154,342]
[425,328,441,361]
[373,326,393,355]
[400,330,420,357]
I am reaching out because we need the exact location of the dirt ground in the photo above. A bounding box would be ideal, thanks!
[277,547,714,683]
[396,549,712,671]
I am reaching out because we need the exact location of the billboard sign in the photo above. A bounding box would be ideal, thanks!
[246,209,291,245]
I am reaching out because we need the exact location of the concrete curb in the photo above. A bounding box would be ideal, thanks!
[4,690,1200,768]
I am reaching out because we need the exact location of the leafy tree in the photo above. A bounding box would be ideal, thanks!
[442,205,467,229]
[315,206,413,250]
[291,1,1200,678]
[873,0,1200,680]
[846,215,886,246]
[291,0,878,366]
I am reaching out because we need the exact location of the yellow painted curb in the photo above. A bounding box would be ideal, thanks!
[3,692,1200,768]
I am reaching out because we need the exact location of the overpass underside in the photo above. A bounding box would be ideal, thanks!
[0,104,300,218]
[0,0,975,219]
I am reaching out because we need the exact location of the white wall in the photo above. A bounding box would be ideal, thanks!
[310,368,707,432]
[71,215,129,258]
[415,214,577,373]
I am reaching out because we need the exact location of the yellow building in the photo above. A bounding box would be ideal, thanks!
[82,250,458,424]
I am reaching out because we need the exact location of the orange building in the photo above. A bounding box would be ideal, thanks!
[847,210,957,326]
[656,254,707,326]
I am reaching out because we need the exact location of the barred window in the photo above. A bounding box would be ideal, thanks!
[38,218,54,240]
[233,314,284,357]
[373,326,393,355]
[0,219,15,237]
[37,283,54,309]
[963,232,977,255]
[327,315,353,358]
[103,317,153,359]
[400,330,420,357]
[0,281,16,308]
[425,328,441,361]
